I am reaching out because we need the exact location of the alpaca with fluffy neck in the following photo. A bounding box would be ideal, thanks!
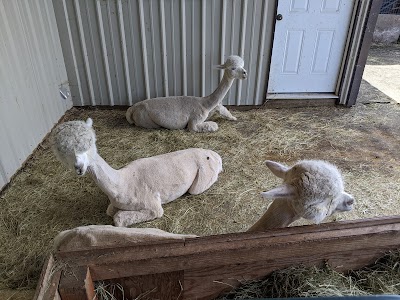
[248,160,355,232]
[51,118,223,227]
[125,55,247,132]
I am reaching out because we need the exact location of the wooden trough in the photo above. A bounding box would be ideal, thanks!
[34,216,400,300]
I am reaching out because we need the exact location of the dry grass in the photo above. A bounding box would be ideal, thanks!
[218,250,400,299]
[1,101,400,294]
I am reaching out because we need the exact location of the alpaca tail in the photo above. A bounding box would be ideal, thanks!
[125,106,135,124]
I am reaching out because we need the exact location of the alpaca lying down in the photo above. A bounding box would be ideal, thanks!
[51,118,223,227]
[53,225,197,251]
[126,55,247,132]
[248,160,355,232]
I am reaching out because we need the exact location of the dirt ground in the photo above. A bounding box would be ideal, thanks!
[1,44,399,299]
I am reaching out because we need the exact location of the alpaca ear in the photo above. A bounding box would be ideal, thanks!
[265,160,289,178]
[214,64,225,70]
[86,118,93,127]
[261,184,297,200]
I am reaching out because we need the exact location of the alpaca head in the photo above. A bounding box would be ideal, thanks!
[261,160,354,224]
[215,55,247,80]
[51,118,97,176]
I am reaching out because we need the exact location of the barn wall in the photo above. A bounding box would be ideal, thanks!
[53,0,276,106]
[0,0,72,190]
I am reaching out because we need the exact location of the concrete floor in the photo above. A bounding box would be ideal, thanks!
[362,43,400,103]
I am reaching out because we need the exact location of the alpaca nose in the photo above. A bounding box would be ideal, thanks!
[74,163,84,175]
[346,198,354,206]
[243,70,247,78]
[75,167,83,175]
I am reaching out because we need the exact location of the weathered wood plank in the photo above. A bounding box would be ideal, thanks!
[56,217,400,281]
[183,244,399,299]
[37,216,400,300]
[85,226,399,280]
[101,271,184,300]
[33,255,61,300]
[85,268,96,300]
[58,266,89,300]
[56,216,400,266]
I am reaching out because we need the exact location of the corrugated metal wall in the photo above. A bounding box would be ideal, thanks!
[53,0,275,106]
[0,0,72,190]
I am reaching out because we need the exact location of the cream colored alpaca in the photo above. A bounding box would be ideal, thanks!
[51,119,222,227]
[126,55,247,132]
[53,225,197,251]
[248,160,355,232]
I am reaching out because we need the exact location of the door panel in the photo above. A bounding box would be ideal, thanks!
[311,30,334,74]
[268,0,355,93]
[283,30,304,73]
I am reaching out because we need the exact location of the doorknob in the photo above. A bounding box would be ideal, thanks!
[276,14,283,21]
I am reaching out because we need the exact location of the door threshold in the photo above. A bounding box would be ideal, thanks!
[266,93,339,100]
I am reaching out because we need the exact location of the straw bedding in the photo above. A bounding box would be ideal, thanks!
[1,99,400,297]
[218,250,400,299]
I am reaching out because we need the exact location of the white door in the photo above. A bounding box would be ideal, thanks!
[268,0,355,94]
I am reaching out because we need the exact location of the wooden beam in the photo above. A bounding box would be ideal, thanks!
[37,216,400,300]
[58,266,89,300]
[105,271,184,299]
[33,255,62,300]
[85,268,96,300]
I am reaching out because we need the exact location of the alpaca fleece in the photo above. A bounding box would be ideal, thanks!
[126,55,247,132]
[54,225,197,251]
[51,119,223,227]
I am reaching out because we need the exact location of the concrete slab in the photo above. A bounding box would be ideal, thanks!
[363,64,400,103]
[362,44,400,103]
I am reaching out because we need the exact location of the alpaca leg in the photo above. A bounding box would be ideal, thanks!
[215,104,237,121]
[189,121,218,133]
[113,195,164,227]
[113,209,162,227]
[106,204,119,217]
[126,105,160,129]
[188,116,219,133]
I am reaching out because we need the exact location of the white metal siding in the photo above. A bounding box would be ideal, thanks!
[0,0,72,189]
[53,0,275,106]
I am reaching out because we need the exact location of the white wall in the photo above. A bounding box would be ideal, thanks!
[0,0,72,190]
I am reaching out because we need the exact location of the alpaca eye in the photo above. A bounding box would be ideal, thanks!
[231,67,236,71]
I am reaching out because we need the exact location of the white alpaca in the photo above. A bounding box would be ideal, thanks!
[248,160,355,232]
[51,118,222,227]
[53,225,197,251]
[125,55,247,132]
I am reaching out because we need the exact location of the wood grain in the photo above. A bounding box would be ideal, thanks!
[33,255,62,300]
[36,216,400,300]
[103,271,184,300]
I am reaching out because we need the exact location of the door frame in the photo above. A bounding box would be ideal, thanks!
[265,0,383,107]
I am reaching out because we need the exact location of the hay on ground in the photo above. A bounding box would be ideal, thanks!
[217,250,400,299]
[1,101,400,294]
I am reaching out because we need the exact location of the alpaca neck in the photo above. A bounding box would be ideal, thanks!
[202,72,234,110]
[87,152,120,199]
[247,200,300,232]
